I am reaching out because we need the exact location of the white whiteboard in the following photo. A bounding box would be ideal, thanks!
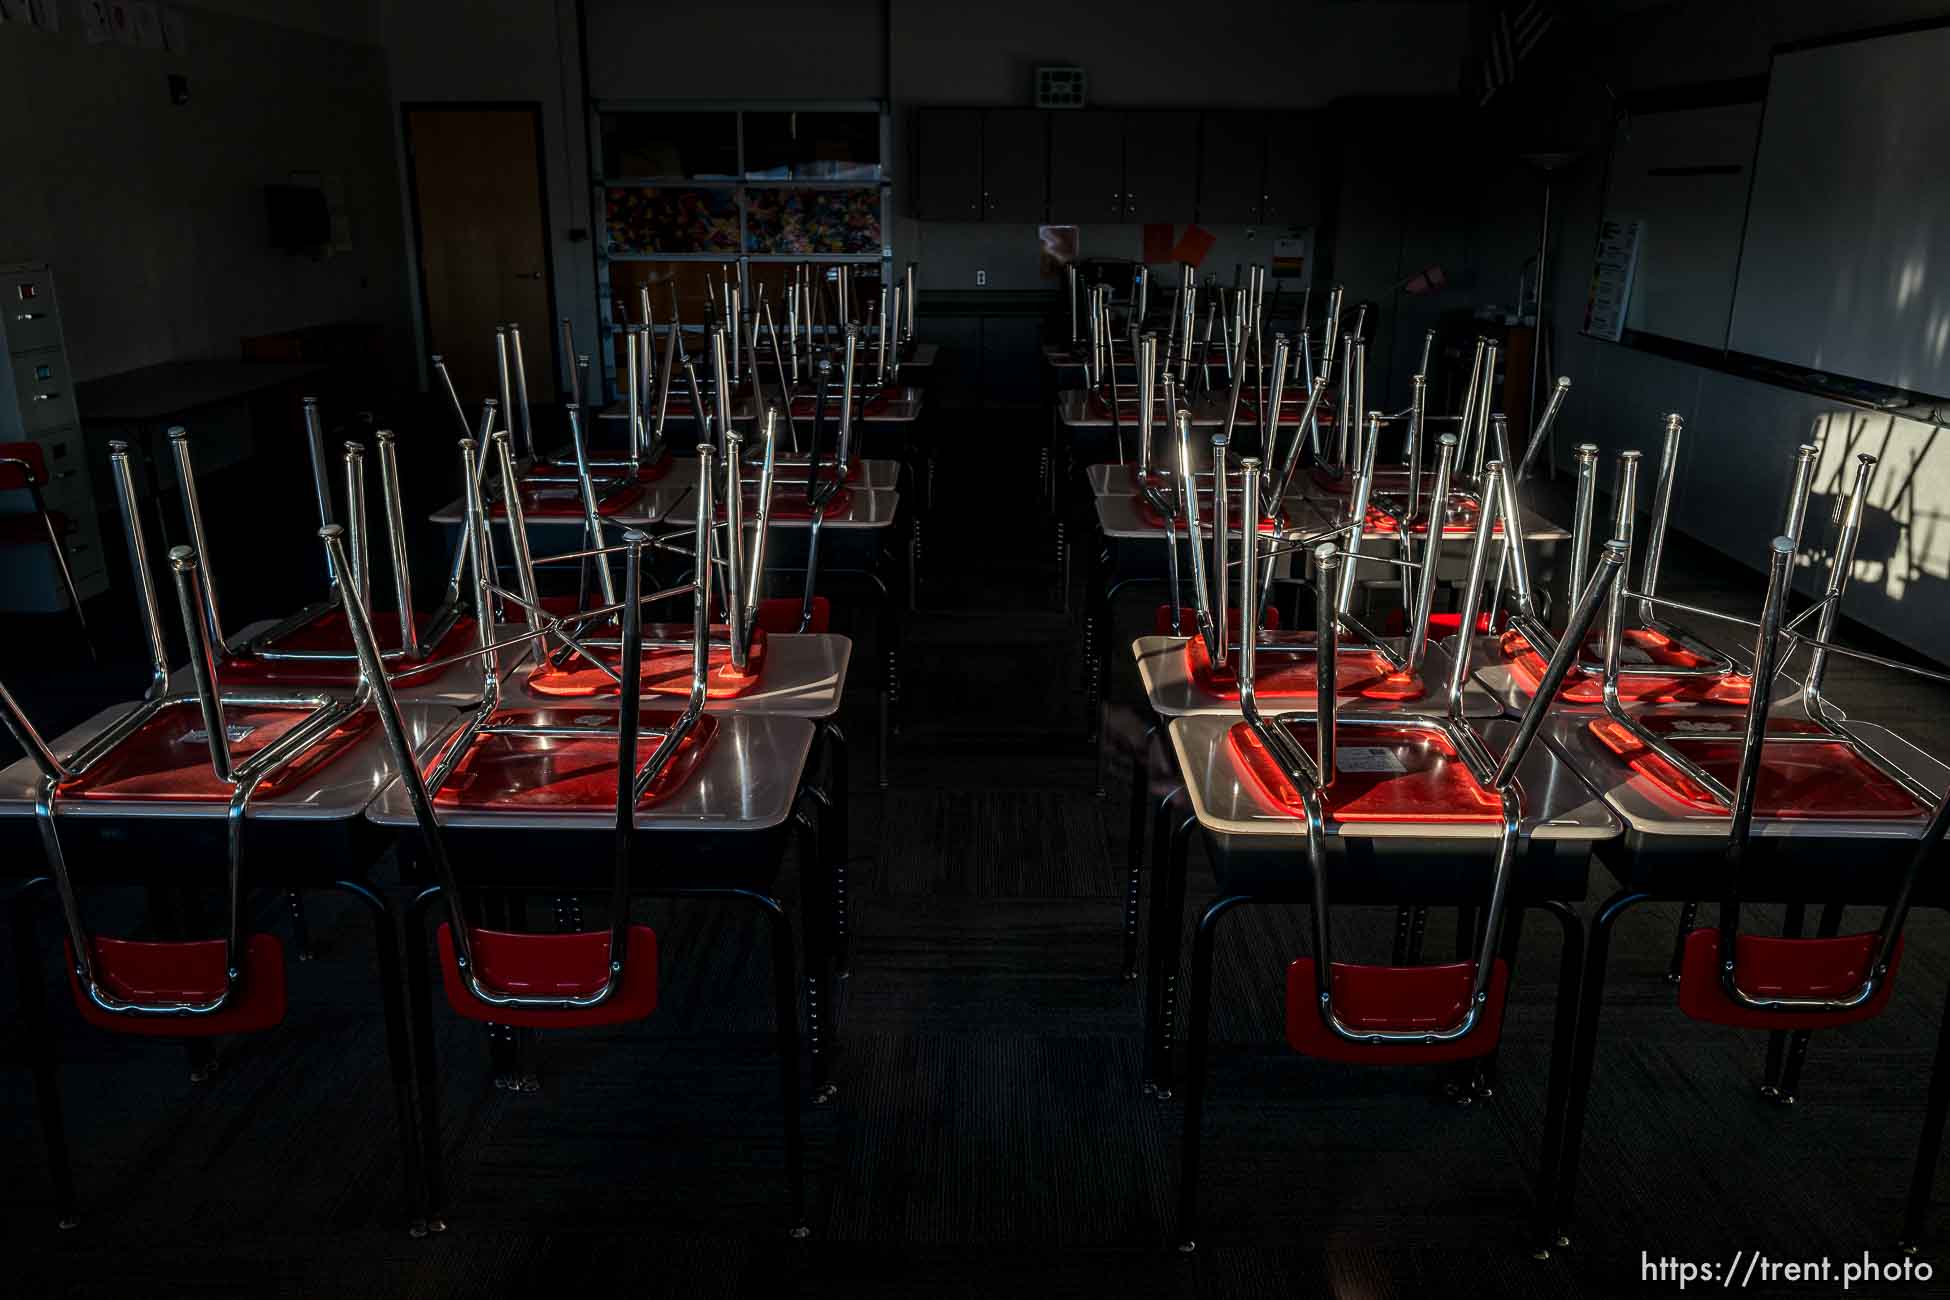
[1728,25,1950,396]
[1598,102,1762,349]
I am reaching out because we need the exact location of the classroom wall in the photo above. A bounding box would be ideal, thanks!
[0,3,412,383]
[1540,1,1950,658]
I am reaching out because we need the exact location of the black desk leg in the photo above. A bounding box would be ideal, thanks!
[1174,894,1252,1254]
[334,879,430,1235]
[1146,793,1197,1098]
[1770,901,1844,1104]
[878,572,898,790]
[1761,903,1807,1093]
[797,805,838,1103]
[1449,905,1523,1107]
[1901,962,1950,1254]
[1532,899,1587,1258]
[10,885,79,1229]
[820,723,853,979]
[763,893,811,1239]
[287,889,314,962]
[1120,723,1159,981]
[1548,888,1648,1251]
[1666,901,1700,982]
[404,887,448,1235]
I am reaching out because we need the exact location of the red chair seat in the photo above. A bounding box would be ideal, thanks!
[1501,627,1750,705]
[66,934,287,1036]
[219,609,480,690]
[436,923,659,1028]
[524,624,767,700]
[1187,631,1425,702]
[757,596,828,634]
[56,701,375,802]
[1380,610,1493,636]
[1133,494,1277,532]
[425,708,717,811]
[1286,958,1510,1063]
[523,451,674,484]
[1153,604,1279,636]
[1588,714,1928,819]
[1230,720,1503,823]
[490,481,644,518]
[1677,929,1901,1030]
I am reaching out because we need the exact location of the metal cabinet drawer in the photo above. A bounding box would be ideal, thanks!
[3,269,61,354]
[12,352,73,433]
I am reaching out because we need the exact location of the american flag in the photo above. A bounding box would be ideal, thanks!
[1476,0,1557,106]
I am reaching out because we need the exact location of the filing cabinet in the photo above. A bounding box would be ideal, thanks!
[0,262,106,611]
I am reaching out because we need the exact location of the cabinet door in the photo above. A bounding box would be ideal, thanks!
[982,110,1048,222]
[1048,112,1125,223]
[913,109,983,221]
[1121,112,1199,223]
[1261,112,1323,227]
[1197,112,1264,224]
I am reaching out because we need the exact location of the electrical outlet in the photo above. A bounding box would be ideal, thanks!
[976,270,987,287]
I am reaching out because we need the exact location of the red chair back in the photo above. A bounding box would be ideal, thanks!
[0,441,48,490]
[1677,930,1903,1030]
[66,934,288,1037]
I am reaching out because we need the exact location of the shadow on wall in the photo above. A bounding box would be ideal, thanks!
[1806,408,1950,629]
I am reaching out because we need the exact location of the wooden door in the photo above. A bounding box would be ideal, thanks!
[913,109,983,220]
[406,106,556,405]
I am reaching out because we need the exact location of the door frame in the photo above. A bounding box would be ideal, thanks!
[402,101,562,402]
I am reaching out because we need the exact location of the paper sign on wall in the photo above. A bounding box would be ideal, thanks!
[1271,228,1314,281]
[1583,215,1643,342]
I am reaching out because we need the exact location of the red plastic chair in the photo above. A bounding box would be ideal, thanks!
[333,441,810,1236]
[1,542,421,1230]
[0,441,92,653]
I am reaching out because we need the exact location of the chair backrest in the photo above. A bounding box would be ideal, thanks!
[1591,455,1950,1017]
[0,533,361,1022]
[337,434,720,1016]
[1234,453,1627,1049]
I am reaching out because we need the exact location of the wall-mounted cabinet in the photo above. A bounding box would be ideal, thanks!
[913,109,983,220]
[1197,111,1321,225]
[912,108,1050,222]
[980,110,1048,221]
[1047,111,1125,221]
[1260,113,1320,225]
[1118,111,1198,222]
[914,106,1319,227]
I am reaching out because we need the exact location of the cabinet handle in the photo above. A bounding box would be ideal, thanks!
[14,311,46,322]
[32,392,60,402]
[54,468,77,480]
